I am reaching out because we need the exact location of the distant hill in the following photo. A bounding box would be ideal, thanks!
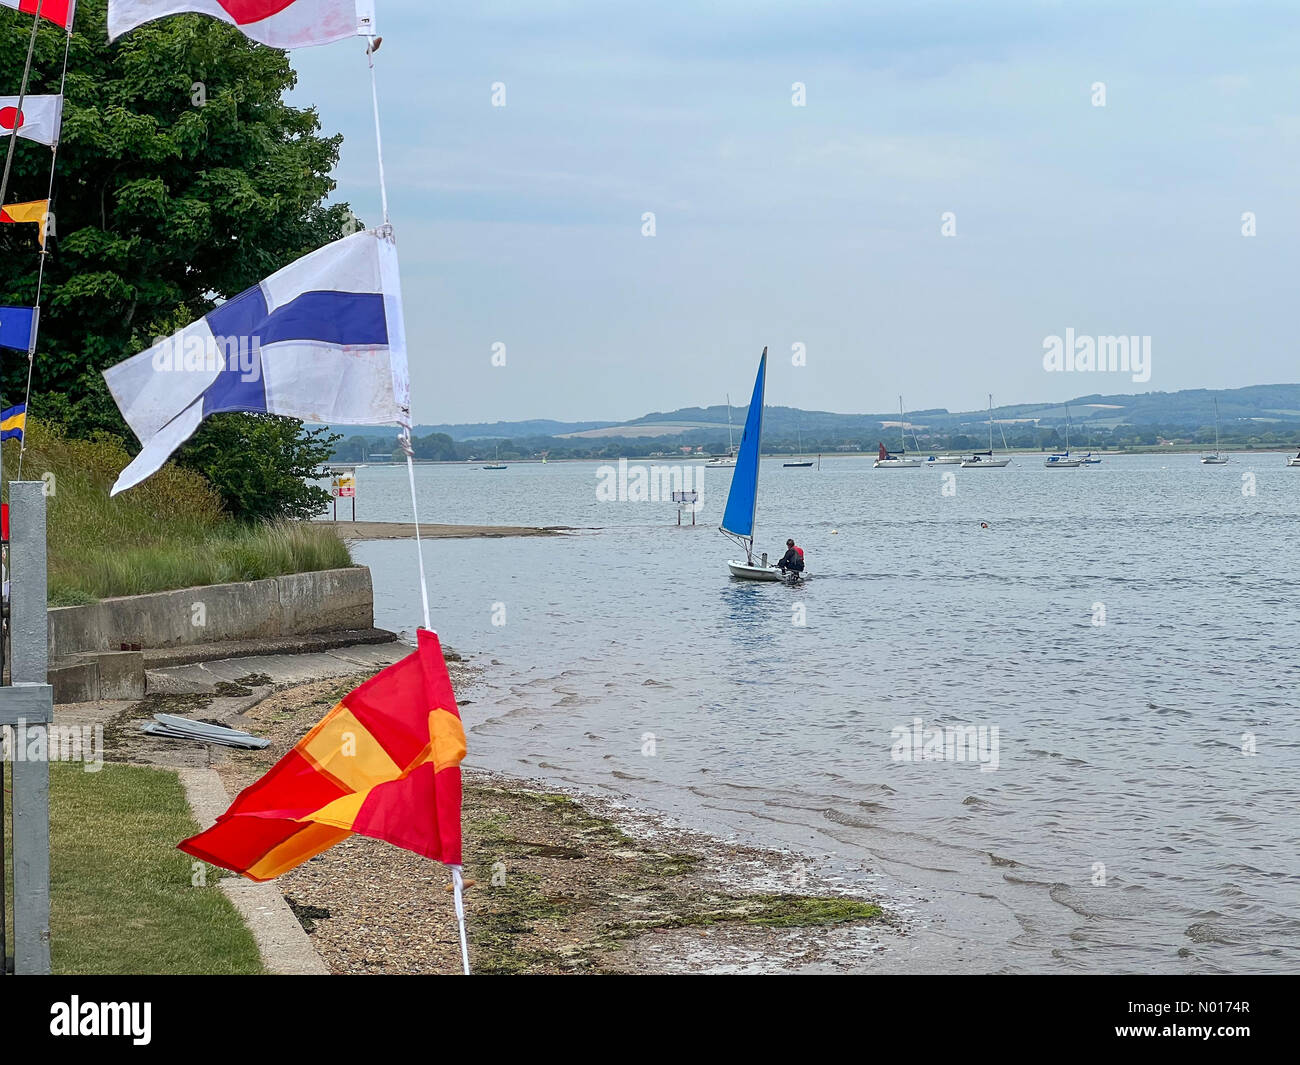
[318,383,1300,462]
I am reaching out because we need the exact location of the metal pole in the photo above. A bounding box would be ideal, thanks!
[9,482,50,974]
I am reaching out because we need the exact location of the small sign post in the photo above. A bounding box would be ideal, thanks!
[671,489,698,526]
[330,466,357,521]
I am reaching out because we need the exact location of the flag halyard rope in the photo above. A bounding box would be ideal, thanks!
[16,13,73,481]
[367,35,464,972]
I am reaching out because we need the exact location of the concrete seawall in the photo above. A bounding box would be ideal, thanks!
[50,567,373,659]
[49,567,377,703]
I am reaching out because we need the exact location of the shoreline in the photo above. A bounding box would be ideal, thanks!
[314,520,570,541]
[333,446,1300,468]
[61,652,892,974]
[219,669,892,974]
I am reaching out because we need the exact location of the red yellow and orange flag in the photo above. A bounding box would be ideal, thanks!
[181,630,466,882]
[0,199,50,246]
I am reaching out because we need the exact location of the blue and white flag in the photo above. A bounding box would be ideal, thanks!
[104,226,410,495]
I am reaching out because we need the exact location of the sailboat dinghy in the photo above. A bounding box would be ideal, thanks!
[720,349,785,581]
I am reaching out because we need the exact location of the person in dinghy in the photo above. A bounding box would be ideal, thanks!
[776,538,805,577]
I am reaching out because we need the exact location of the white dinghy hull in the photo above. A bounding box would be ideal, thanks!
[728,560,784,581]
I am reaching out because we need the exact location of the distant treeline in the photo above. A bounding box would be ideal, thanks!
[331,422,1300,463]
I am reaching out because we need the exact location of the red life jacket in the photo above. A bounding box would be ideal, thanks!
[794,545,804,559]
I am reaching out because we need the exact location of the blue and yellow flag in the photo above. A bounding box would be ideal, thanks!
[1,403,26,443]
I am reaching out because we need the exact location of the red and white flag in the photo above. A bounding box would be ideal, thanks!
[108,1,374,49]
[0,1,75,29]
[0,95,64,148]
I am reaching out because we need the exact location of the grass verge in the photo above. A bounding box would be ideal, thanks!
[4,762,263,975]
[8,421,350,605]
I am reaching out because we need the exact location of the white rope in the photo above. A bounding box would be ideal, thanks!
[366,39,390,225]
[451,865,470,975]
[398,429,432,630]
[0,0,44,209]
[367,32,464,976]
[0,1,46,491]
[16,16,73,481]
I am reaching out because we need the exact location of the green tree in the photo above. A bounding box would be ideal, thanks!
[0,1,356,434]
[411,431,457,461]
[177,413,338,522]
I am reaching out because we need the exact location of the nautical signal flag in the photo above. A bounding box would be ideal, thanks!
[108,0,374,49]
[0,200,50,247]
[0,307,38,353]
[1,404,27,443]
[180,629,466,881]
[0,95,64,147]
[103,225,410,495]
[0,0,75,29]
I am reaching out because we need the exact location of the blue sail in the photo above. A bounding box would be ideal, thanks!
[720,350,767,539]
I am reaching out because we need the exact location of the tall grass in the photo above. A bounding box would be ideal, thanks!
[8,420,351,605]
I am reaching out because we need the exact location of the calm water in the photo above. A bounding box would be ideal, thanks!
[333,453,1300,973]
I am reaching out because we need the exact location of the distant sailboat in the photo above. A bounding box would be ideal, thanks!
[721,349,783,580]
[874,397,922,468]
[706,394,738,468]
[1202,398,1228,464]
[482,443,507,470]
[1045,407,1082,468]
[961,394,1011,468]
[1287,449,1300,468]
[784,426,814,467]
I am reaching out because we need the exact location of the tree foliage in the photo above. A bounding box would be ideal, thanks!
[178,413,338,522]
[0,0,356,436]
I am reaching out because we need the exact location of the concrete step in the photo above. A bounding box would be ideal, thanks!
[52,630,398,704]
[140,628,396,670]
[50,651,146,703]
[144,640,408,696]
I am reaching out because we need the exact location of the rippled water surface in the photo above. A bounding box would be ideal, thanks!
[336,453,1300,973]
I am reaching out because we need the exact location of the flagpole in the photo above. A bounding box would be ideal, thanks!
[366,34,465,972]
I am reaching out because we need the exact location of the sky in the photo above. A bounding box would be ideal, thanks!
[288,1,1300,424]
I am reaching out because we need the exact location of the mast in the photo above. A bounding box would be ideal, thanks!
[726,393,734,453]
[988,393,994,453]
[749,352,767,559]
[899,396,906,454]
[1214,397,1221,453]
